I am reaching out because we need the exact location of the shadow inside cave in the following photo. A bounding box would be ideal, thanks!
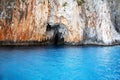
[46,23,68,45]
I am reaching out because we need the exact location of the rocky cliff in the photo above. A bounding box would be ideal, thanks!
[0,0,120,45]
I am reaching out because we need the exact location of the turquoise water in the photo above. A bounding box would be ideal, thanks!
[0,46,120,80]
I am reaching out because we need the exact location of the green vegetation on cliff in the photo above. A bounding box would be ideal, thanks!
[75,0,85,6]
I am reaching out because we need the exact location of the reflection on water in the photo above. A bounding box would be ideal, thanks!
[0,46,120,80]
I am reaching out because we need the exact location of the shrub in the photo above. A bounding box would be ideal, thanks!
[63,2,67,7]
[75,0,85,6]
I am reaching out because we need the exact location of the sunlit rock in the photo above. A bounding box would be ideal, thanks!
[0,0,120,45]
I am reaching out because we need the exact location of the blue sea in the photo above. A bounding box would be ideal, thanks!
[0,46,120,80]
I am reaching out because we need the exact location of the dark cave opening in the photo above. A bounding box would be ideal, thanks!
[46,24,65,45]
[53,25,64,45]
[54,31,59,45]
[46,23,52,31]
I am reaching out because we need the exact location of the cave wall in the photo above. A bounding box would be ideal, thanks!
[0,0,120,45]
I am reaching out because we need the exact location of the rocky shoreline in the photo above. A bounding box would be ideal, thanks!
[0,40,119,46]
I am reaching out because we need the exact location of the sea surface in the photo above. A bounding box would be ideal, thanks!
[0,46,120,80]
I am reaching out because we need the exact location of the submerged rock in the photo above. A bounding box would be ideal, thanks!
[0,0,120,45]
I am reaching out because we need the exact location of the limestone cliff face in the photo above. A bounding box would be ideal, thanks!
[0,0,120,45]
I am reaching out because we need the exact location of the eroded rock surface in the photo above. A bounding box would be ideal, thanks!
[0,0,120,45]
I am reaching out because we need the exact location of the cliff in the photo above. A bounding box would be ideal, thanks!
[0,0,120,45]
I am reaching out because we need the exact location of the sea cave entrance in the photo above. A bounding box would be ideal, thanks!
[46,23,68,45]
